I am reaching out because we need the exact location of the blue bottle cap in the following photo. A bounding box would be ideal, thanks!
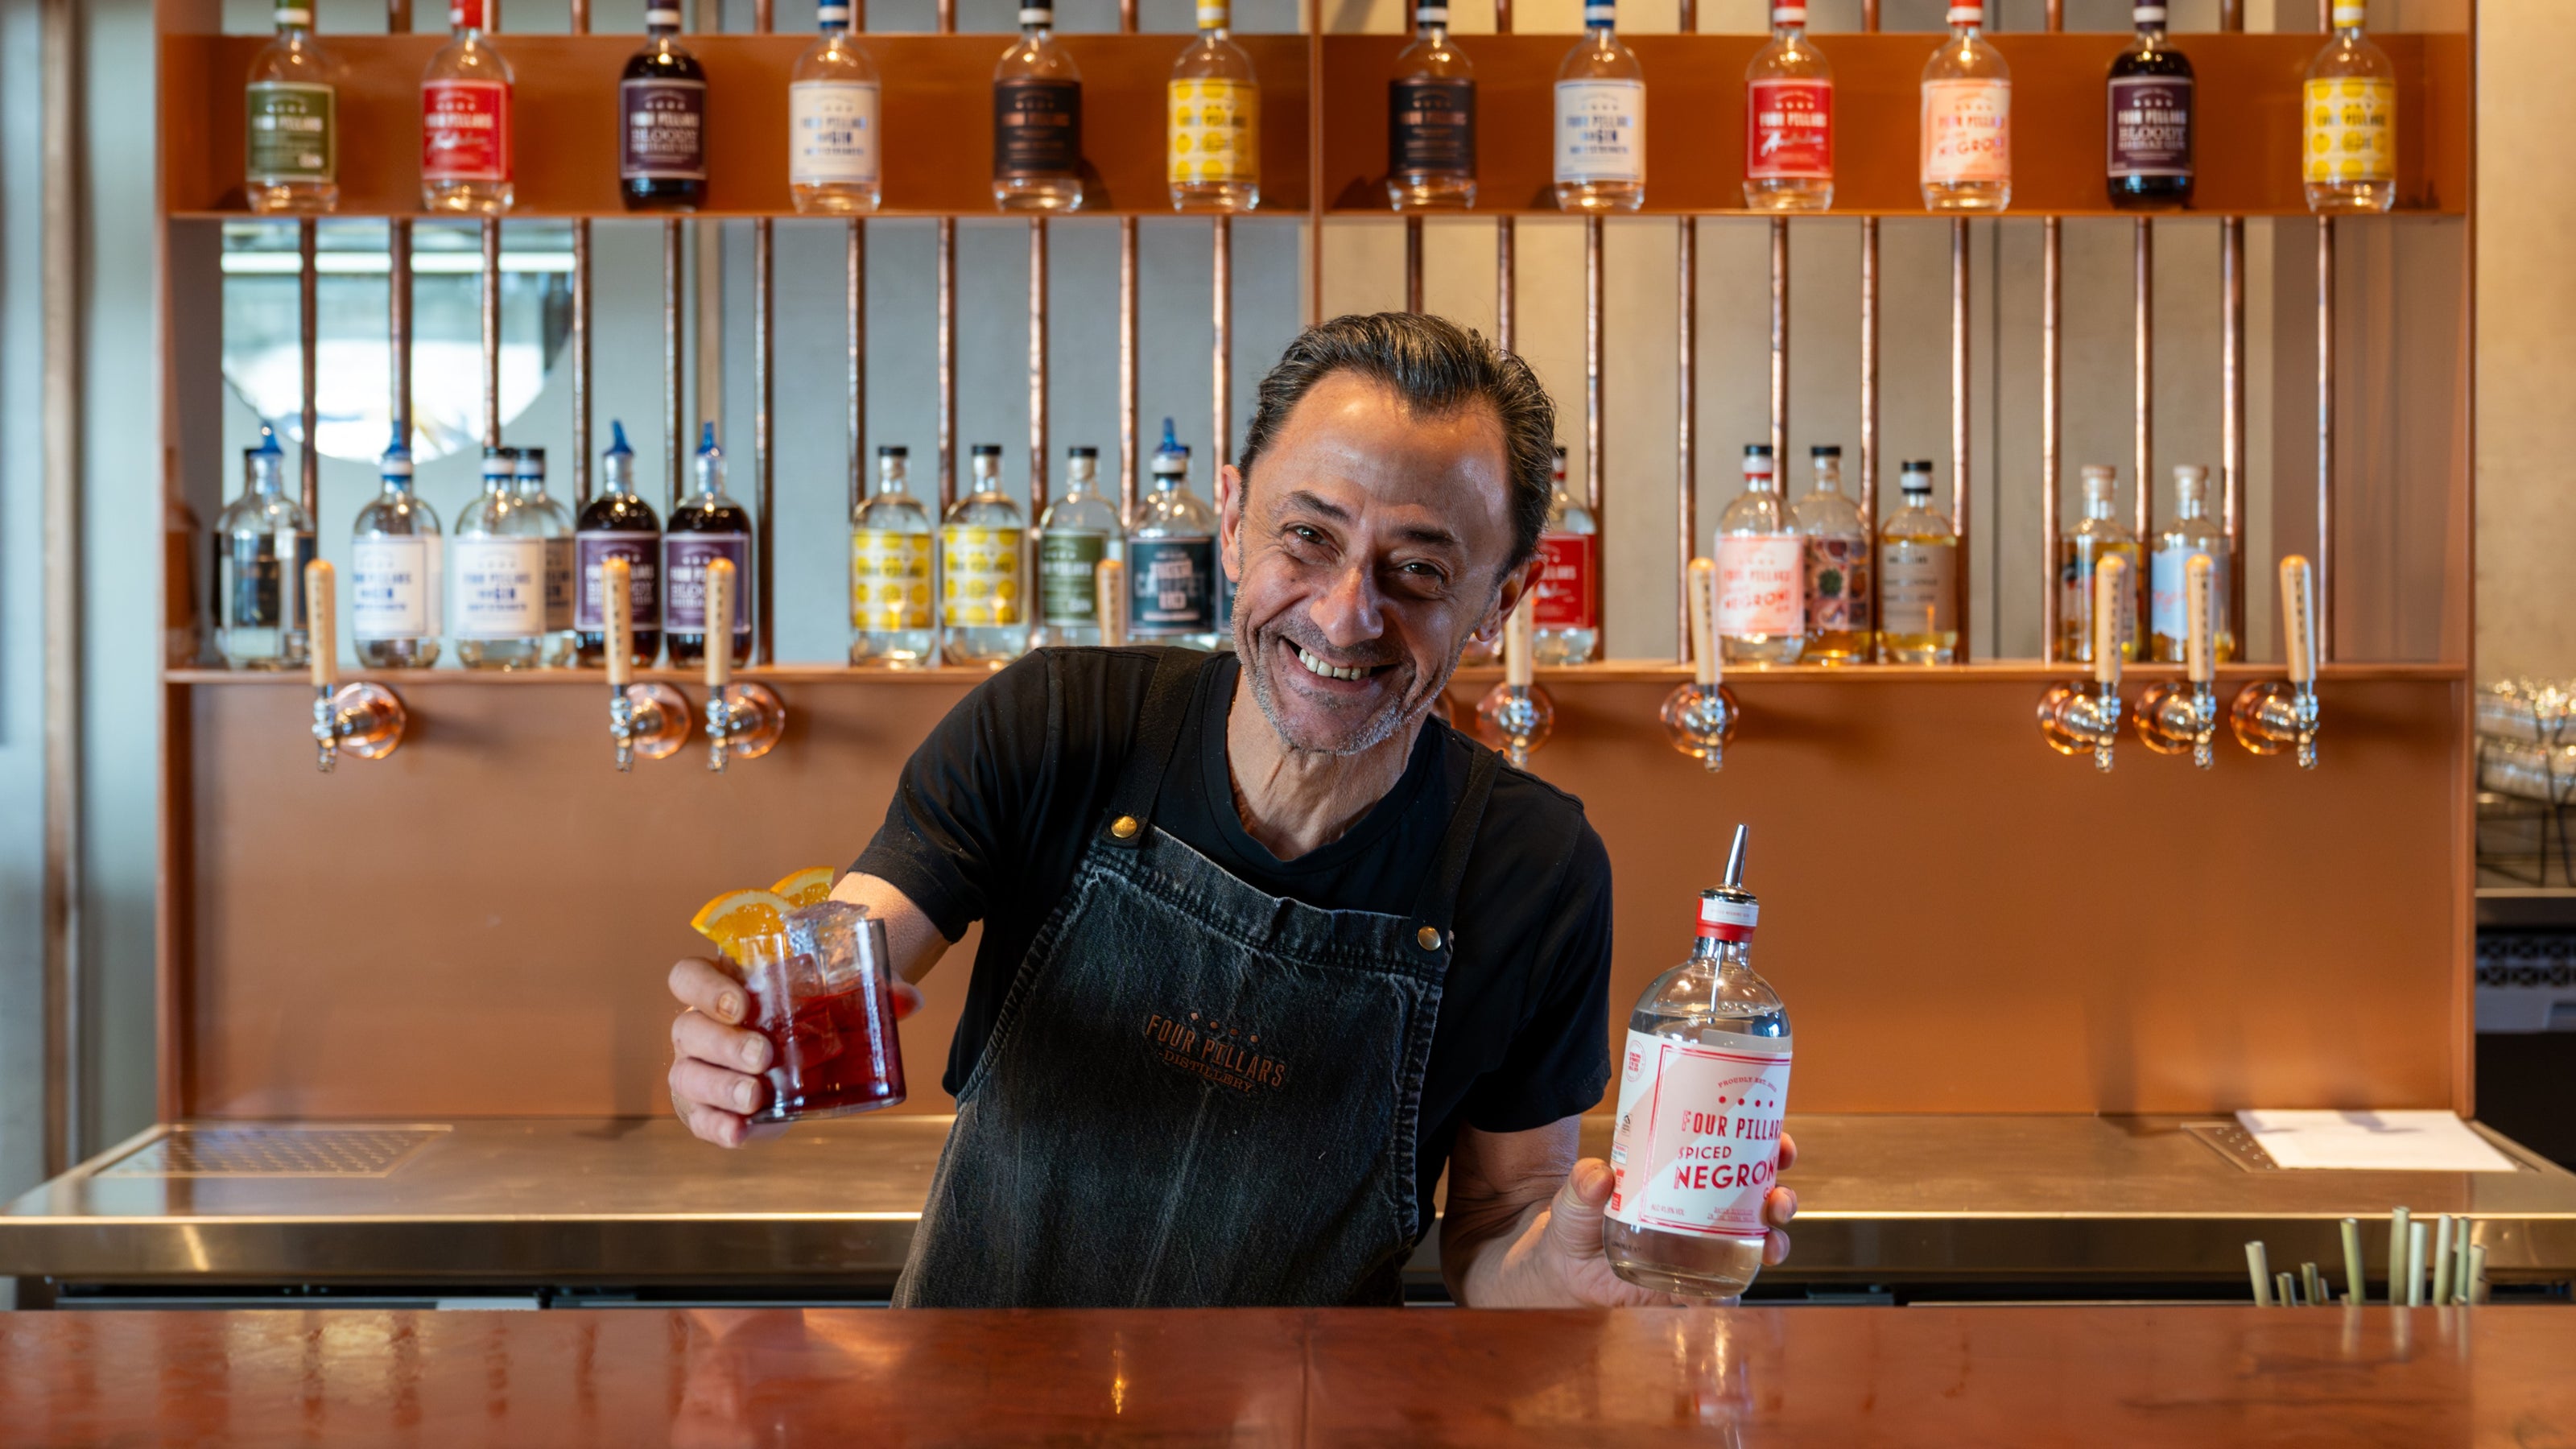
[607,419,634,458]
[698,420,719,455]
[252,425,282,456]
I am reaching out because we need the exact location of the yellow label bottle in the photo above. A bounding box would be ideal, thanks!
[850,530,931,630]
[939,525,1023,629]
[2301,4,2395,213]
[1167,0,1259,209]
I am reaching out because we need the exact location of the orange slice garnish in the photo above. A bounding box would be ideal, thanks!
[769,867,836,909]
[689,887,792,962]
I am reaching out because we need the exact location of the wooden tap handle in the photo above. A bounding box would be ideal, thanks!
[1505,588,1535,688]
[1096,558,1126,647]
[2281,554,2316,686]
[1688,557,1719,687]
[2092,555,2125,687]
[605,556,634,689]
[306,559,337,690]
[705,557,734,689]
[2186,552,2214,685]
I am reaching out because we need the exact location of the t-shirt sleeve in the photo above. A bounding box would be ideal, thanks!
[850,651,1055,942]
[1462,822,1616,1134]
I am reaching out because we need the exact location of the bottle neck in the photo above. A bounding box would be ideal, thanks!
[1901,485,1934,510]
[1021,14,1055,37]
[1811,464,1843,495]
[877,466,910,496]
[449,1,487,38]
[1946,4,1984,39]
[483,471,514,497]
[601,464,634,498]
[1196,2,1232,36]
[1743,467,1776,495]
[1152,469,1185,493]
[1063,467,1096,497]
[275,8,314,38]
[1690,935,1747,967]
[380,474,413,497]
[2177,490,2207,520]
[2083,488,2116,521]
[818,2,851,33]
[250,467,284,497]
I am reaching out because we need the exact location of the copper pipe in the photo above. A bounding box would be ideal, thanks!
[938,0,955,32]
[2046,0,2062,28]
[1496,219,1515,353]
[1120,218,1139,518]
[754,217,775,666]
[390,220,413,448]
[2221,0,2244,648]
[1494,0,1512,32]
[1861,0,1876,27]
[2041,216,2061,663]
[299,219,320,521]
[2220,0,2240,26]
[40,0,84,1175]
[568,0,584,31]
[664,218,683,511]
[2317,217,2335,663]
[1585,215,1604,634]
[1859,215,1877,564]
[1950,217,1970,663]
[937,217,956,510]
[1121,0,1136,29]
[1029,218,1050,522]
[754,0,772,28]
[1678,0,1693,32]
[1214,217,1234,464]
[848,220,865,519]
[389,0,412,30]
[1405,217,1424,313]
[1676,217,1696,665]
[2132,217,2152,641]
[1768,217,1787,463]
[571,220,592,504]
[481,217,501,453]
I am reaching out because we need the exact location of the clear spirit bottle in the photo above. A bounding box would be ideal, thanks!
[1744,3,1831,213]
[665,423,754,671]
[1790,445,1868,666]
[1034,445,1120,650]
[2303,2,2396,214]
[621,5,708,213]
[349,424,442,669]
[2150,464,2233,663]
[246,3,338,215]
[1388,2,1476,211]
[1126,419,1224,652]
[1875,460,1957,665]
[512,445,576,666]
[421,0,513,215]
[1604,827,1791,1302]
[1530,444,1598,667]
[940,444,1030,667]
[1553,0,1645,213]
[852,445,936,667]
[1920,0,2010,213]
[1169,0,1260,213]
[2059,464,2140,663]
[1714,445,1804,667]
[2107,3,2193,210]
[214,427,316,671]
[450,444,549,670]
[790,1,882,216]
[993,5,1084,213]
[575,420,661,669]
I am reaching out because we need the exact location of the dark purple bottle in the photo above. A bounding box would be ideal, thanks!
[2107,3,2194,209]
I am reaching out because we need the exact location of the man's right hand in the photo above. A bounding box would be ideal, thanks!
[666,957,924,1147]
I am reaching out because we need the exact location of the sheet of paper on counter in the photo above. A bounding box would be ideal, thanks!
[2235,1110,2521,1172]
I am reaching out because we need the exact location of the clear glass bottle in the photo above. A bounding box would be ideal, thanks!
[1126,419,1224,652]
[2107,3,2193,210]
[1169,0,1260,213]
[620,5,708,213]
[1875,460,1957,666]
[1530,444,1599,667]
[214,426,316,671]
[790,1,882,216]
[1388,2,1476,211]
[2303,2,2396,215]
[1034,445,1121,650]
[993,5,1084,213]
[1604,828,1792,1302]
[421,0,514,215]
[1790,446,1868,667]
[2059,464,2140,663]
[852,445,937,667]
[246,4,339,215]
[450,444,549,670]
[349,423,442,669]
[511,445,576,666]
[665,423,754,671]
[940,444,1029,667]
[575,420,661,669]
[1920,0,2010,213]
[2150,464,2234,663]
[1553,0,1645,213]
[1714,445,1804,667]
[1744,3,1831,213]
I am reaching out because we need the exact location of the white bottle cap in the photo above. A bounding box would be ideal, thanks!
[2331,2,2367,25]
[1771,4,1806,24]
[1582,0,1616,23]
[1195,0,1229,26]
[1946,2,1984,23]
[818,2,852,20]
[645,6,683,25]
[1697,891,1758,942]
[1415,2,1449,23]
[275,5,315,24]
[2133,4,2167,22]
[1019,6,1054,23]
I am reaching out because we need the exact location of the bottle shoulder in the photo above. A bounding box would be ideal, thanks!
[1790,491,1864,535]
[1393,34,1475,79]
[356,492,444,535]
[669,498,752,533]
[1171,33,1257,83]
[793,35,878,84]
[427,35,514,85]
[2307,32,2394,80]
[623,42,704,82]
[1923,33,2010,85]
[1558,32,1641,83]
[1629,958,1790,1038]
[250,35,334,85]
[577,493,661,531]
[997,33,1081,81]
[2111,37,2192,80]
[1717,492,1786,534]
[856,492,931,530]
[1749,33,1831,81]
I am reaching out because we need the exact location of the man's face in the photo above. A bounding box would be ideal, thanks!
[1217,372,1535,757]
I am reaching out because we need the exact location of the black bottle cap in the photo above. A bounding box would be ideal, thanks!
[971,444,1004,457]
[1811,445,1841,458]
[1067,445,1098,459]
[878,445,907,458]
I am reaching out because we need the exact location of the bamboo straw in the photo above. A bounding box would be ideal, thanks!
[2340,1218,2366,1304]
[2246,1241,2273,1304]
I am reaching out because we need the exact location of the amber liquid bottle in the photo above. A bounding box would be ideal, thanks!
[621,5,708,212]
[2106,4,2194,209]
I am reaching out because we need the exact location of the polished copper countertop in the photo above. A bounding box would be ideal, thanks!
[6,1113,2574,1287]
[4,1304,2569,1444]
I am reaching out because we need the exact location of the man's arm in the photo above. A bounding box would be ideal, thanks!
[1439,1117,1799,1307]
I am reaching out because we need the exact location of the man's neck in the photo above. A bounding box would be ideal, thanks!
[1223,667,1426,861]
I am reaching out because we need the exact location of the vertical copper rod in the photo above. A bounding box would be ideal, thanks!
[568,0,584,30]
[1768,217,1788,463]
[1676,217,1695,665]
[1860,0,1877,28]
[1213,217,1234,464]
[2219,1,2245,648]
[937,217,956,511]
[1860,215,1878,560]
[1585,215,1604,636]
[2132,217,2152,642]
[1030,218,1050,521]
[390,220,414,451]
[753,217,775,665]
[753,0,771,28]
[571,221,592,504]
[1496,220,1516,353]
[299,220,320,522]
[848,220,865,519]
[481,217,502,453]
[1950,217,1971,663]
[663,218,683,511]
[1494,0,1512,31]
[2317,217,2335,662]
[2040,217,2062,662]
[389,0,412,30]
[938,0,955,32]
[2046,0,2062,27]
[1405,218,1424,313]
[2219,0,2240,26]
[1120,218,1140,518]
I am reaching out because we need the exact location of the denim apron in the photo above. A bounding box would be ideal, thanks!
[893,648,1500,1307]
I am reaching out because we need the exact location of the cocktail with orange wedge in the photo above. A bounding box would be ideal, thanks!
[692,868,907,1122]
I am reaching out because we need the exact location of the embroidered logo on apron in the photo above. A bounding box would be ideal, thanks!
[1144,1010,1291,1093]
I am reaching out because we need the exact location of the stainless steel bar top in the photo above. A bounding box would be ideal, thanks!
[6,1116,2573,1288]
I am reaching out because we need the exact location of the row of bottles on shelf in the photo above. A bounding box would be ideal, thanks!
[244,1,2399,219]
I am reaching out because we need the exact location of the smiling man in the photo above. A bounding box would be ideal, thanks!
[665,312,1796,1307]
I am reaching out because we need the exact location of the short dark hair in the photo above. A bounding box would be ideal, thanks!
[1236,312,1557,576]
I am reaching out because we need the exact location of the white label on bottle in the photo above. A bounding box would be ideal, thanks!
[1554,79,1645,186]
[450,536,546,639]
[1715,535,1804,636]
[350,535,440,640]
[1605,1032,1790,1241]
[790,80,881,186]
[543,536,574,631]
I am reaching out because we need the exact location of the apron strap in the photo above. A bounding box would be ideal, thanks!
[1408,737,1500,955]
[1099,647,1210,849]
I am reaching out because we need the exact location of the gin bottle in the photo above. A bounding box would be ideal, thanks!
[1790,445,1868,667]
[790,1,882,215]
[852,446,936,667]
[1605,826,1792,1302]
[214,426,316,671]
[421,0,513,215]
[2303,2,2395,214]
[1127,419,1224,651]
[1920,0,2010,213]
[1530,445,1598,667]
[451,444,548,670]
[1553,0,1645,213]
[1034,445,1120,650]
[1714,445,1803,667]
[1388,2,1476,211]
[993,4,1084,213]
[940,444,1029,667]
[1875,460,1956,665]
[246,3,339,215]
[1744,3,1831,213]
[2150,464,2232,663]
[621,4,708,213]
[665,423,753,671]
[574,420,662,669]
[2107,3,2193,209]
[2059,464,2139,663]
[349,424,442,669]
[1169,0,1260,213]
[512,445,576,666]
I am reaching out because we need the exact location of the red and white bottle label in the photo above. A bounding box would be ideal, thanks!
[1606,1034,1790,1241]
[1531,532,1596,631]
[1715,535,1803,636]
[1747,78,1832,181]
[423,79,512,183]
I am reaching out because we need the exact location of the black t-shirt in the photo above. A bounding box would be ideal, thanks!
[854,646,1616,1226]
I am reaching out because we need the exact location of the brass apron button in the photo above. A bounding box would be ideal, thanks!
[1110,815,1141,840]
[1416,926,1443,952]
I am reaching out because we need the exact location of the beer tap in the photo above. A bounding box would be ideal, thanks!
[1474,588,1554,769]
[1096,557,1127,647]
[2136,553,2219,769]
[1661,557,1740,772]
[2037,554,2128,773]
[700,557,785,773]
[603,555,690,770]
[303,560,408,773]
[2232,555,2322,769]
